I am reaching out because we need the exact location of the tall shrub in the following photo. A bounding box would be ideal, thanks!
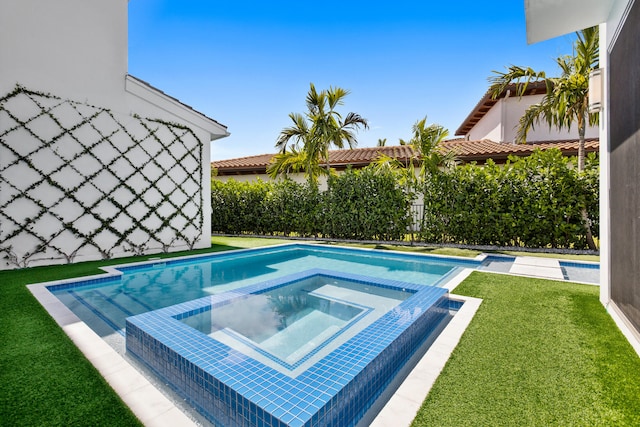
[262,180,321,236]
[323,167,410,240]
[210,179,270,234]
[418,149,599,249]
[212,148,599,249]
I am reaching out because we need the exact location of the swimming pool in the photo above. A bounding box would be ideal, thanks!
[49,244,479,337]
[45,244,479,426]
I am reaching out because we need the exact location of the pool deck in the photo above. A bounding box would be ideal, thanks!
[509,256,565,280]
[28,283,196,427]
[479,255,600,284]
[27,250,599,427]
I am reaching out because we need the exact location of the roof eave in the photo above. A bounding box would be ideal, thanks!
[525,0,614,44]
[454,81,548,136]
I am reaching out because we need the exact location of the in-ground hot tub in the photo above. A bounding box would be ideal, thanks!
[126,268,455,427]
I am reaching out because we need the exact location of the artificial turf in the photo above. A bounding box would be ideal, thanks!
[412,272,640,426]
[0,261,143,426]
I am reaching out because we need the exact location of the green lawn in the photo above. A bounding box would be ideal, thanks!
[1,238,633,426]
[0,244,238,426]
[0,262,142,426]
[413,272,640,426]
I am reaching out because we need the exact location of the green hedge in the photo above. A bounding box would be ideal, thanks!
[211,149,599,249]
[323,167,410,240]
[211,167,410,240]
[417,150,599,248]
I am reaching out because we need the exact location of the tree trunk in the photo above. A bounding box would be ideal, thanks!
[577,116,586,172]
[582,208,597,250]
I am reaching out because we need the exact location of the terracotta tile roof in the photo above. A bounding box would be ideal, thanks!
[211,153,274,170]
[324,145,415,166]
[211,138,599,175]
[211,145,415,175]
[455,80,548,136]
[441,138,599,162]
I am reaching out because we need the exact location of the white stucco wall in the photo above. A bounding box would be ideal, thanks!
[599,23,611,307]
[124,76,229,250]
[466,94,599,143]
[0,1,228,268]
[0,89,211,268]
[0,0,128,108]
[503,95,599,142]
[466,99,503,141]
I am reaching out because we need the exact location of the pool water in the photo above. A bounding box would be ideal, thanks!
[46,244,476,426]
[41,243,601,427]
[50,244,476,336]
[180,274,412,370]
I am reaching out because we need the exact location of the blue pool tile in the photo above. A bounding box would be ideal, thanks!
[125,268,453,426]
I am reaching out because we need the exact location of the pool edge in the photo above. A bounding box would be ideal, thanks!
[27,282,198,427]
[368,293,482,427]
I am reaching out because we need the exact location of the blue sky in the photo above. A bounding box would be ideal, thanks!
[128,1,577,161]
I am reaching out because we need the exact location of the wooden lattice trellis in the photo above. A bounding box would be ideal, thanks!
[0,86,204,267]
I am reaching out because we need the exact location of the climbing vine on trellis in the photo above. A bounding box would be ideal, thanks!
[0,85,204,267]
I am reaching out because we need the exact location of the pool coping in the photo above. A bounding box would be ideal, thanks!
[371,267,480,426]
[26,245,482,427]
[27,281,196,426]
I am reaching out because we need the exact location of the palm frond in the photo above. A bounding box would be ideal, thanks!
[274,83,369,185]
[515,102,553,143]
[266,148,307,179]
[276,113,309,152]
[326,86,349,110]
[488,65,547,99]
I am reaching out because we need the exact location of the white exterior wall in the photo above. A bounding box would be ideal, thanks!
[0,0,128,109]
[0,1,228,269]
[124,76,229,250]
[0,90,210,267]
[466,100,503,141]
[599,23,611,306]
[503,95,599,142]
[466,94,599,142]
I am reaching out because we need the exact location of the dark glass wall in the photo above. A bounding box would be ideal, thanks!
[609,0,640,333]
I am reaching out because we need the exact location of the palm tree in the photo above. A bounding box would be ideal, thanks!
[268,83,369,186]
[400,117,455,181]
[396,117,455,240]
[488,26,599,249]
[488,26,599,171]
[266,146,309,180]
[377,138,387,147]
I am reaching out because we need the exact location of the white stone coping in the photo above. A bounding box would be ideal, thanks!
[371,293,482,427]
[27,282,197,427]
